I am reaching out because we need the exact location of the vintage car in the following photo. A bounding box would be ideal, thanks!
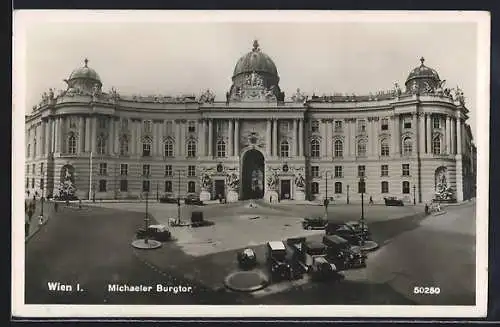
[136,224,172,242]
[301,216,328,230]
[237,248,257,270]
[384,196,404,206]
[323,235,367,269]
[184,195,204,206]
[265,241,293,281]
[345,220,371,239]
[159,196,178,204]
[286,238,337,280]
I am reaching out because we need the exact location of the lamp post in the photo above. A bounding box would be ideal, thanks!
[177,170,181,224]
[156,181,159,202]
[347,185,350,204]
[144,191,149,244]
[324,170,331,218]
[413,184,416,205]
[40,167,45,218]
[359,176,366,246]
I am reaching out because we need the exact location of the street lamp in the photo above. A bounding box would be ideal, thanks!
[156,181,159,202]
[324,170,331,219]
[359,176,366,246]
[144,191,150,244]
[347,185,350,204]
[177,170,182,224]
[413,184,416,205]
[40,168,45,218]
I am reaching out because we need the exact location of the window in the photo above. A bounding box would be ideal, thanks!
[99,163,107,176]
[120,137,129,155]
[334,166,343,178]
[280,121,290,133]
[120,164,128,176]
[402,164,410,176]
[311,120,319,132]
[380,139,389,156]
[164,139,174,157]
[166,121,173,135]
[334,182,342,194]
[311,182,319,194]
[188,121,196,133]
[432,136,441,155]
[31,178,35,188]
[357,139,367,157]
[404,118,412,129]
[65,134,76,154]
[27,144,30,157]
[334,140,343,157]
[433,116,440,129]
[381,181,389,193]
[381,164,389,177]
[143,120,152,133]
[402,181,410,194]
[97,136,106,155]
[165,165,172,177]
[98,118,107,129]
[99,180,107,192]
[142,180,150,192]
[40,163,44,175]
[334,120,343,132]
[40,178,44,189]
[142,139,152,157]
[26,178,29,188]
[142,164,150,177]
[311,166,319,178]
[33,139,37,157]
[381,118,389,131]
[358,165,366,177]
[280,141,289,157]
[188,181,196,193]
[165,180,172,193]
[310,139,320,158]
[216,140,226,158]
[120,179,128,192]
[357,119,366,132]
[187,140,197,157]
[358,180,366,193]
[188,165,196,177]
[32,164,35,175]
[403,137,413,156]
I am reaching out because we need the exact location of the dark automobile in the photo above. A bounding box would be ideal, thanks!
[237,248,257,270]
[184,195,204,206]
[326,223,365,245]
[136,224,172,242]
[266,241,292,281]
[384,196,404,206]
[159,196,178,204]
[323,235,366,269]
[302,216,328,230]
[345,220,371,239]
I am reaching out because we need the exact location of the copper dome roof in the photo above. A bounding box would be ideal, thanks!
[406,57,440,84]
[232,40,279,78]
[68,58,101,82]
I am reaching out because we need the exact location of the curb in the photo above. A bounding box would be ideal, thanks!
[224,270,269,292]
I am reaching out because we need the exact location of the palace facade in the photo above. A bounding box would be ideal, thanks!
[24,40,476,203]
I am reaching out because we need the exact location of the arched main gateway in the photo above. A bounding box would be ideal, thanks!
[241,149,265,200]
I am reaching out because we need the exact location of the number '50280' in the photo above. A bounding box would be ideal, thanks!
[414,286,440,294]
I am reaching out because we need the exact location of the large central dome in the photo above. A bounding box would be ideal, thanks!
[232,40,279,79]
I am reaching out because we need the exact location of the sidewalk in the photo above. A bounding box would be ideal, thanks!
[25,200,56,242]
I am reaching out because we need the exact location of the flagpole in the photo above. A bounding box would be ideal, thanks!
[89,151,93,200]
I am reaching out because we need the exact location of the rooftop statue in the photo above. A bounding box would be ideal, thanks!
[291,88,306,103]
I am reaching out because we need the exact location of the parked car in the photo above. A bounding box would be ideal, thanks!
[136,224,172,242]
[159,196,178,204]
[326,223,364,245]
[237,248,257,270]
[286,238,337,280]
[323,234,366,269]
[345,220,371,239]
[265,241,292,282]
[184,195,204,205]
[301,216,328,230]
[384,196,404,206]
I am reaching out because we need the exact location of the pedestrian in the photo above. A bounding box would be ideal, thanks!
[425,203,429,215]
[27,207,33,223]
[369,196,374,205]
[79,199,82,209]
[66,199,70,207]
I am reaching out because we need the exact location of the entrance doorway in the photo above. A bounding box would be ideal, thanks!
[214,179,225,200]
[241,149,265,200]
[280,179,291,200]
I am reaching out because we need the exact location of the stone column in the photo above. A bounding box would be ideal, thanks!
[445,115,451,154]
[78,117,85,153]
[198,120,205,156]
[455,118,463,201]
[450,118,455,154]
[109,117,115,155]
[130,120,136,155]
[136,120,142,156]
[91,116,97,153]
[208,119,213,157]
[151,122,157,156]
[266,119,272,156]
[180,120,186,157]
[228,119,234,157]
[367,118,374,157]
[426,114,431,154]
[344,119,350,157]
[53,118,59,154]
[328,120,333,157]
[44,119,52,155]
[56,117,63,153]
[418,113,425,155]
[293,119,298,157]
[392,115,400,156]
[85,117,91,153]
[298,119,304,157]
[234,119,240,156]
[273,119,278,157]
[114,119,120,156]
[456,118,462,155]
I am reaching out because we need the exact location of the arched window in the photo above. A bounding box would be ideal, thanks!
[188,181,196,193]
[432,136,441,155]
[381,181,389,193]
[187,140,197,158]
[380,138,389,157]
[311,182,319,194]
[67,134,76,154]
[97,135,106,155]
[403,137,413,156]
[357,139,367,157]
[334,182,342,194]
[142,138,151,157]
[216,140,226,158]
[164,139,174,157]
[310,139,320,158]
[280,140,289,157]
[402,181,410,194]
[120,137,129,155]
[33,139,37,157]
[334,140,343,157]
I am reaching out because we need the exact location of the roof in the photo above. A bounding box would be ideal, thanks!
[267,241,286,250]
[233,40,278,78]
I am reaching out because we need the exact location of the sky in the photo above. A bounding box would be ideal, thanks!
[16,11,484,139]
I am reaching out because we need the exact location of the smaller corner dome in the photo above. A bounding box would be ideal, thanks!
[68,58,102,83]
[406,57,440,84]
